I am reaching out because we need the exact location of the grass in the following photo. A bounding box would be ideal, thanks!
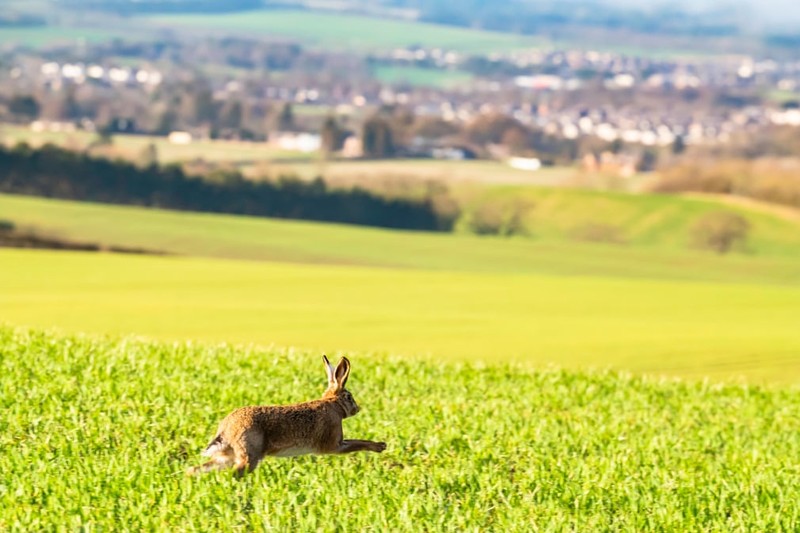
[1,326,800,530]
[371,65,474,88]
[0,27,127,48]
[2,248,800,383]
[145,9,542,54]
[3,191,800,282]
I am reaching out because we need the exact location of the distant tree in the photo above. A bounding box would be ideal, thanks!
[220,100,244,130]
[466,113,527,145]
[42,89,79,121]
[689,211,750,254]
[637,149,658,172]
[501,127,529,154]
[320,116,345,155]
[276,103,295,132]
[412,117,459,140]
[155,110,178,135]
[61,87,80,120]
[182,88,216,125]
[362,116,395,159]
[672,135,686,155]
[9,95,40,121]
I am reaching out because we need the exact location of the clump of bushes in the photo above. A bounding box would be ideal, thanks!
[466,197,534,237]
[689,211,750,254]
[651,157,800,209]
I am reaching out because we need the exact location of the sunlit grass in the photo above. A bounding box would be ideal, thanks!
[2,249,800,383]
[1,327,799,530]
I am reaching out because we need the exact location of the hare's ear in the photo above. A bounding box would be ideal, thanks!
[323,355,336,387]
[334,357,351,389]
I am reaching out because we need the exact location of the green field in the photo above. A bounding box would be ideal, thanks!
[2,327,799,530]
[0,27,129,48]
[2,191,800,382]
[3,191,800,277]
[2,247,800,383]
[372,65,474,88]
[146,10,542,54]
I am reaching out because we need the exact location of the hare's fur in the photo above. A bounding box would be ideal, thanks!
[187,356,386,475]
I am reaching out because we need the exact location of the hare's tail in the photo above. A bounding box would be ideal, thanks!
[201,434,228,457]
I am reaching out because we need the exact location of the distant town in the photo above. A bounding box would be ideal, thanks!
[2,24,799,175]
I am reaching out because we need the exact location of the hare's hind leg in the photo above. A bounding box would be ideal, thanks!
[231,432,265,476]
[336,439,387,454]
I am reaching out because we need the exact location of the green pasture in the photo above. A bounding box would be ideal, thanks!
[1,248,800,383]
[2,192,800,283]
[2,327,799,530]
[145,9,542,54]
[372,65,474,88]
[0,27,127,48]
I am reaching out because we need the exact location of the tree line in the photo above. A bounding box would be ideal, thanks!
[0,144,456,232]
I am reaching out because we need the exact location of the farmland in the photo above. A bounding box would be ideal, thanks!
[371,65,474,89]
[1,327,799,530]
[2,247,800,383]
[145,10,542,54]
[0,27,132,48]
[3,191,800,272]
[262,159,584,186]
[0,125,310,164]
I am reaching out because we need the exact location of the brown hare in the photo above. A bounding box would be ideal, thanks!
[187,355,386,476]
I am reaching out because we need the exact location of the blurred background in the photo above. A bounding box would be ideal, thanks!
[1,0,800,383]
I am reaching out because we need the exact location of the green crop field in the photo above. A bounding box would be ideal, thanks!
[145,10,542,54]
[2,248,800,383]
[2,191,800,382]
[3,191,800,280]
[372,65,474,88]
[1,327,799,530]
[0,27,129,48]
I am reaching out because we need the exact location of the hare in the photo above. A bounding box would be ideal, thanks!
[187,355,386,476]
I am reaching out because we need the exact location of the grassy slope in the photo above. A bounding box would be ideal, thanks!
[2,248,800,382]
[2,192,800,283]
[1,328,799,530]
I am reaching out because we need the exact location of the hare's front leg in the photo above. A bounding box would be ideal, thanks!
[336,439,387,454]
[186,452,236,475]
